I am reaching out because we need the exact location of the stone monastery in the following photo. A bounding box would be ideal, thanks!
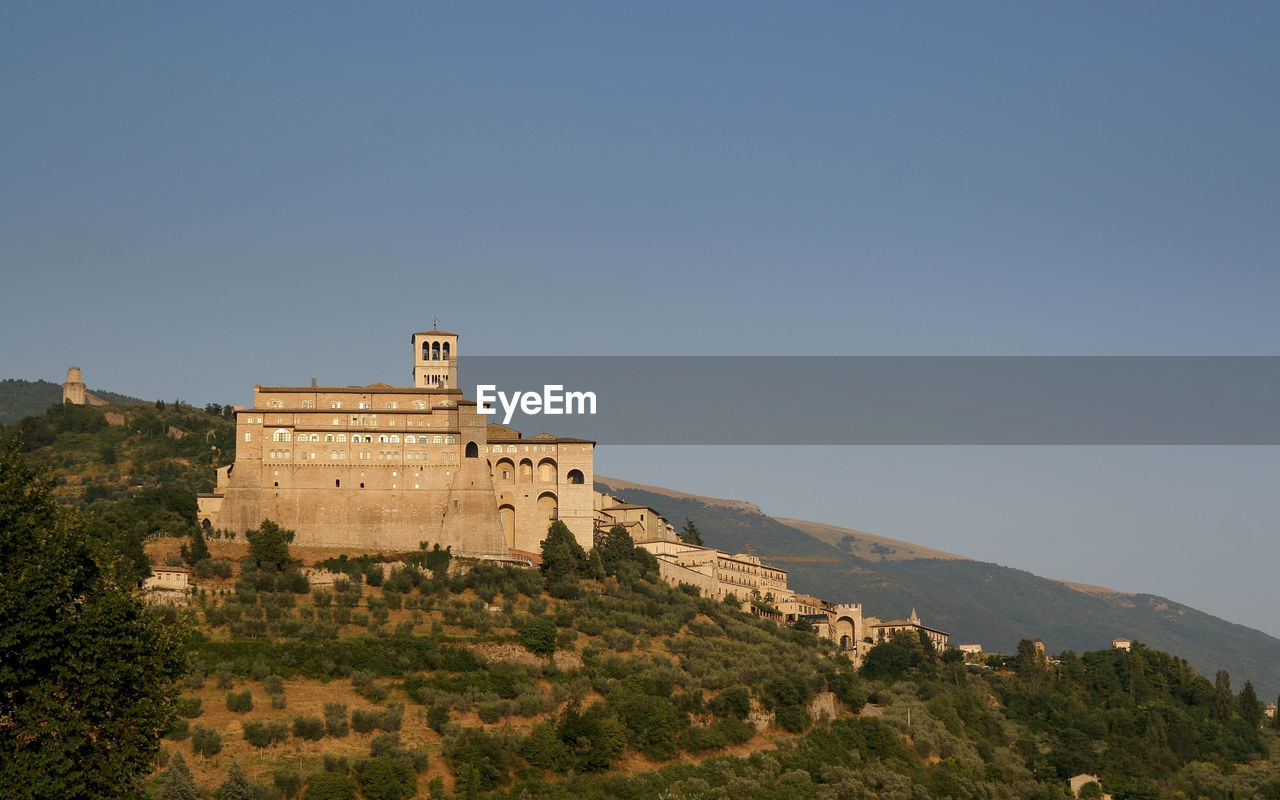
[198,330,595,556]
[194,329,950,665]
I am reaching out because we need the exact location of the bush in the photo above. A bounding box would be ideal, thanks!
[242,720,289,748]
[774,704,811,733]
[304,770,356,800]
[274,768,302,800]
[357,754,417,800]
[293,715,326,741]
[271,692,288,709]
[226,689,253,713]
[192,725,222,757]
[477,700,506,724]
[324,702,349,737]
[164,716,190,740]
[710,686,751,720]
[176,696,203,718]
[520,617,557,657]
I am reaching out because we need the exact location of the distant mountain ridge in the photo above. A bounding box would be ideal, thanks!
[595,476,1280,699]
[0,379,144,424]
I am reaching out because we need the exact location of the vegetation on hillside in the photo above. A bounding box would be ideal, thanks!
[3,404,1278,799]
[600,482,1280,700]
[0,377,144,424]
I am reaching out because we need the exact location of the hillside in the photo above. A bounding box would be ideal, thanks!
[596,478,1280,700]
[5,403,1279,799]
[0,377,145,423]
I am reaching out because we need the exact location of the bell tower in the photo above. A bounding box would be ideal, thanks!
[412,328,458,389]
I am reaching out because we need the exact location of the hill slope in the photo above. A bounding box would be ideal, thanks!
[596,478,1280,699]
[0,378,144,424]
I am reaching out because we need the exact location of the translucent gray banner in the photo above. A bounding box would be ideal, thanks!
[462,357,1280,445]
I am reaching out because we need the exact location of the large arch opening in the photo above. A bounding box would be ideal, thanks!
[519,459,533,482]
[537,492,558,526]
[537,458,557,483]
[464,441,479,459]
[495,458,515,481]
[566,468,584,485]
[499,504,516,548]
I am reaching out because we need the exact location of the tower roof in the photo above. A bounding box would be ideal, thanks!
[412,330,458,337]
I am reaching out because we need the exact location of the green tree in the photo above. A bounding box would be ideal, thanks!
[539,520,588,585]
[246,518,295,570]
[219,762,255,800]
[520,617,558,657]
[679,518,704,546]
[1212,670,1234,721]
[0,437,187,800]
[1239,680,1264,727]
[357,755,417,800]
[303,770,357,800]
[156,750,198,800]
[180,525,210,566]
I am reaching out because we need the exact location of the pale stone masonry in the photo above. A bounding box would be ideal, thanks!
[198,331,596,554]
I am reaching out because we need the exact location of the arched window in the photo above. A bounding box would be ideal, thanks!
[442,342,451,361]
[378,435,389,443]
[336,434,347,442]
[432,341,441,361]
[273,429,291,442]
[445,435,456,444]
[324,434,334,442]
[567,469,585,485]
[270,400,282,408]
[331,401,342,409]
[390,435,400,443]
[537,459,557,483]
[433,435,443,444]
[310,434,320,442]
[465,441,479,458]
[404,435,415,444]
[507,445,517,453]
[519,459,533,481]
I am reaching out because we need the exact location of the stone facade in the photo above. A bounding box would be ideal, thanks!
[197,331,596,554]
[62,367,108,406]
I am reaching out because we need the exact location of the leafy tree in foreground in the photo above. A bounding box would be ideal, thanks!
[0,437,187,800]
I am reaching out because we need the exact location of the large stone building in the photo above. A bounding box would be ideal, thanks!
[197,331,596,554]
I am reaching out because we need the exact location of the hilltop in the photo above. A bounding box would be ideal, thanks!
[596,478,1280,700]
[0,377,145,424]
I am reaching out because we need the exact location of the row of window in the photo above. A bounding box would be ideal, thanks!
[272,430,458,444]
[422,341,452,361]
[267,400,433,410]
[267,450,460,463]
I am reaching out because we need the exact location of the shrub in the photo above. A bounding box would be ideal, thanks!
[164,716,190,740]
[304,770,356,800]
[226,690,253,713]
[274,768,302,800]
[710,686,751,720]
[774,704,811,733]
[191,725,222,757]
[176,696,203,718]
[324,702,349,737]
[357,754,417,800]
[477,700,505,724]
[271,692,288,709]
[242,720,289,748]
[520,617,557,657]
[293,715,326,741]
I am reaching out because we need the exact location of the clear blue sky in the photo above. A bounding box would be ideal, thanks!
[3,3,1278,638]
